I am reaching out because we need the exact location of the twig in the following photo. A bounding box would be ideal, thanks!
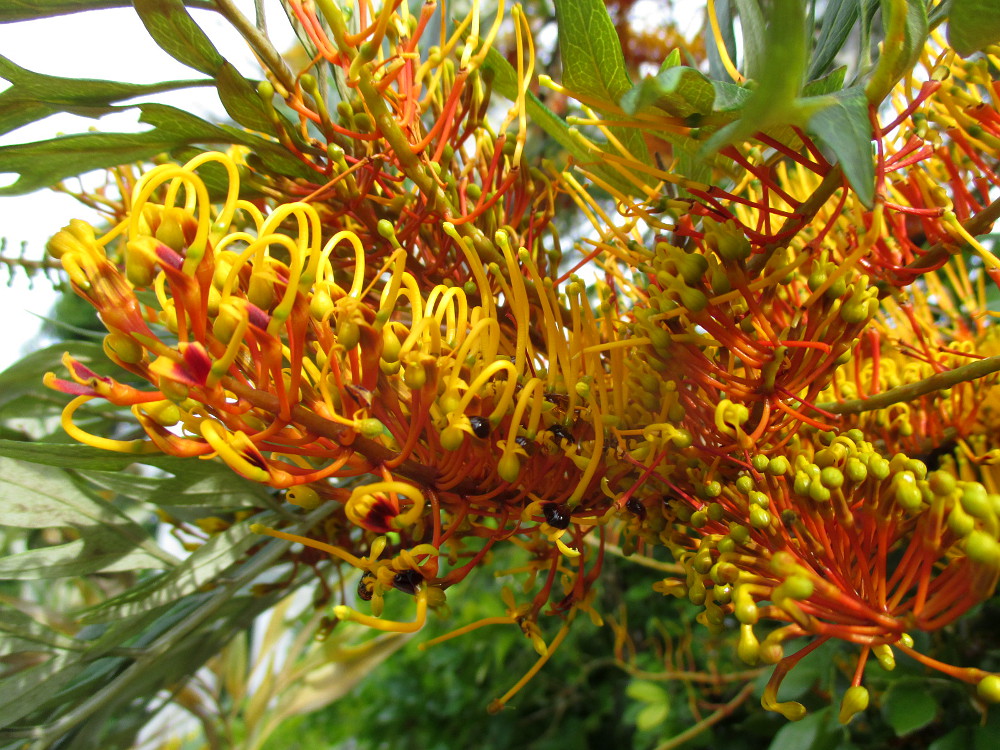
[212,0,297,96]
[652,682,756,750]
[817,353,1000,415]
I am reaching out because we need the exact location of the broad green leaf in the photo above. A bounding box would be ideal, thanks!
[0,101,292,195]
[0,652,84,728]
[734,0,767,80]
[0,606,83,655]
[133,0,226,75]
[0,129,194,196]
[620,66,716,119]
[0,531,168,579]
[701,0,810,156]
[0,0,133,22]
[215,62,277,135]
[553,0,649,166]
[767,706,834,750]
[0,440,274,508]
[0,440,159,471]
[80,516,265,622]
[808,0,860,80]
[82,463,272,508]
[882,681,938,736]
[806,86,875,207]
[635,701,669,731]
[802,66,848,98]
[947,0,1000,57]
[658,48,682,73]
[929,727,974,750]
[0,53,208,136]
[0,457,177,565]
[553,0,632,107]
[626,680,669,704]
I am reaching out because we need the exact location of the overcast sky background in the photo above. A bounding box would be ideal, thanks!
[0,2,296,370]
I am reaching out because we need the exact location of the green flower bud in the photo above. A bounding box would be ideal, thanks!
[977,675,1000,703]
[894,472,923,511]
[838,686,870,724]
[948,504,976,537]
[965,530,1000,566]
[928,471,956,497]
[737,624,760,665]
[286,485,322,509]
[873,644,895,671]
[820,466,844,489]
[961,483,992,519]
[767,456,791,476]
[104,332,144,365]
[845,457,868,483]
[440,424,466,451]
[749,505,771,529]
[498,453,521,483]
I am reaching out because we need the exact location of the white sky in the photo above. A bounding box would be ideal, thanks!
[0,2,295,370]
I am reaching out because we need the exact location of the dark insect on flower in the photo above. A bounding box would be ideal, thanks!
[392,569,423,595]
[626,497,647,520]
[469,416,490,438]
[542,502,571,529]
[515,435,535,455]
[547,424,574,446]
[357,572,375,601]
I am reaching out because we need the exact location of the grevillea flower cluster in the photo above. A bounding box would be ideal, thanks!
[39,0,1000,722]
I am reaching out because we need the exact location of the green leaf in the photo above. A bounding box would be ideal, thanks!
[0,440,272,506]
[734,0,767,80]
[808,0,860,80]
[947,0,1000,57]
[0,53,209,136]
[701,0,810,156]
[0,440,155,471]
[626,680,669,704]
[806,86,875,208]
[0,457,177,565]
[132,0,226,75]
[620,66,716,119]
[803,66,848,98]
[215,62,276,135]
[0,652,84,728]
[882,681,938,736]
[0,531,168,579]
[0,130,187,196]
[553,0,632,107]
[0,101,275,195]
[552,0,649,166]
[929,727,974,750]
[0,0,133,22]
[635,701,669,731]
[0,606,84,655]
[768,706,834,750]
[82,463,273,508]
[80,516,265,622]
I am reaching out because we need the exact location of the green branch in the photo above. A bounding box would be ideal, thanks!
[819,354,1000,415]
